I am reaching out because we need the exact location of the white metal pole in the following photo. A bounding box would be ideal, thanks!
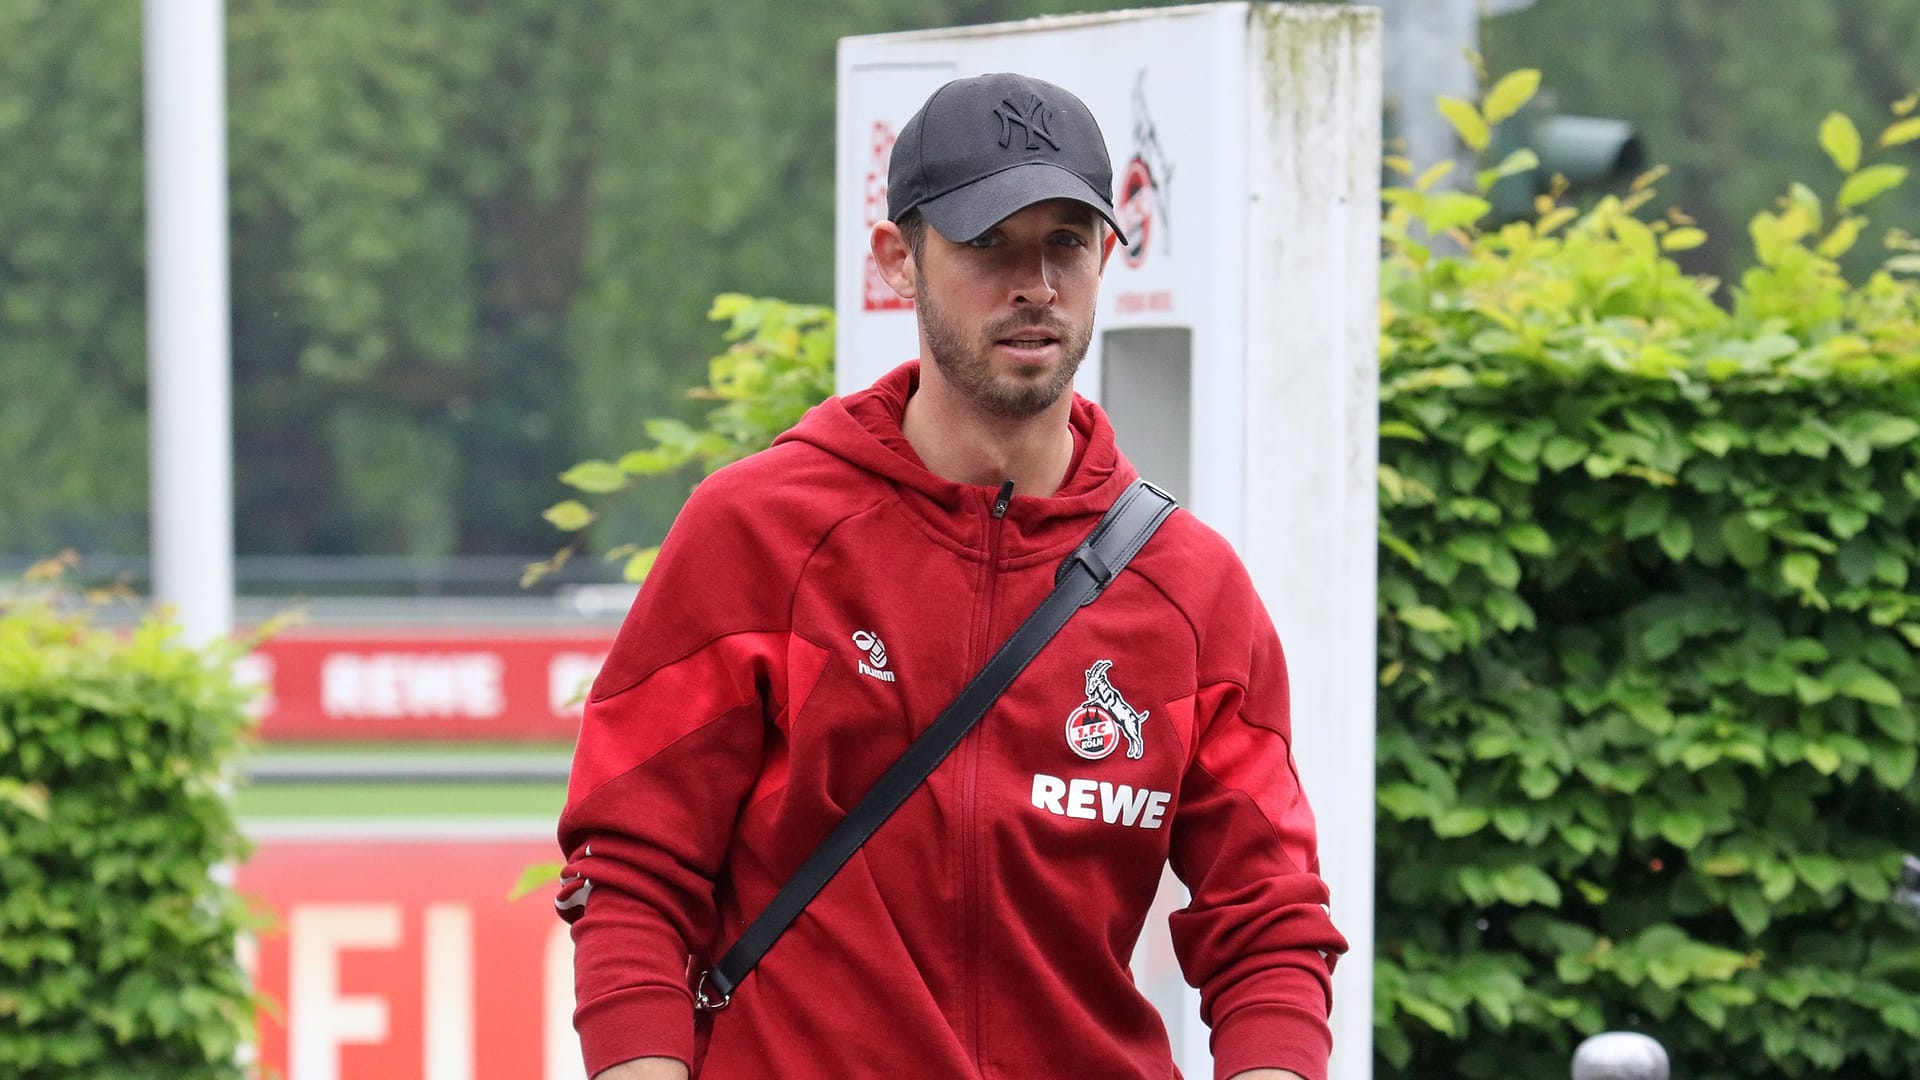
[144,0,234,643]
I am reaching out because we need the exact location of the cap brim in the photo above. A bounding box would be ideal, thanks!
[918,162,1129,247]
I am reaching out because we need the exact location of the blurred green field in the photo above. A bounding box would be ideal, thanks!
[235,779,565,819]
[237,741,570,820]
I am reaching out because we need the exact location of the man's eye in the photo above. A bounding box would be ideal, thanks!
[967,235,998,248]
[1053,233,1090,247]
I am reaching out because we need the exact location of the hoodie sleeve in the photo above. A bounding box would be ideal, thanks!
[1168,561,1348,1080]
[554,469,800,1077]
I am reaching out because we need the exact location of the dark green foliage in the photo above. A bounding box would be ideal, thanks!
[0,2,149,554]
[1374,97,1920,1077]
[529,294,835,586]
[1,0,1192,560]
[0,579,257,1078]
[1483,0,1920,284]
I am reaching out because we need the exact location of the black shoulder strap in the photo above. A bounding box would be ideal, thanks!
[697,478,1178,1009]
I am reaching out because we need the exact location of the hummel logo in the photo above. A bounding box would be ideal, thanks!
[851,630,896,683]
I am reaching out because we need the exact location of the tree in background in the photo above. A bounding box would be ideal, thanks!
[0,5,148,555]
[2,0,1186,565]
[1483,0,1920,282]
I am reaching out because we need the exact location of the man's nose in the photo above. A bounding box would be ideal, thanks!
[1008,248,1057,306]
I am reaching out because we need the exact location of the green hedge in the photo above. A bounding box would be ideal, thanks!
[0,570,256,1078]
[1372,89,1920,1077]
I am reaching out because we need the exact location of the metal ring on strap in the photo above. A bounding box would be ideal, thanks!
[693,971,731,1012]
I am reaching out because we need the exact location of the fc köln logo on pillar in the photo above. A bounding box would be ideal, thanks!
[1065,660,1150,761]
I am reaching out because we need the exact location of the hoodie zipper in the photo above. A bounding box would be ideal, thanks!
[965,479,1014,1067]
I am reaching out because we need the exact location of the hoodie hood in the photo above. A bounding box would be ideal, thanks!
[773,361,1140,559]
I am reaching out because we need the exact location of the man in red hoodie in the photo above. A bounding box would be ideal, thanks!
[558,72,1346,1080]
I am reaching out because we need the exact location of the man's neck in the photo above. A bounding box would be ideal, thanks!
[900,373,1076,500]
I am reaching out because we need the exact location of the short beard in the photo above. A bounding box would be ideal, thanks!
[916,272,1092,420]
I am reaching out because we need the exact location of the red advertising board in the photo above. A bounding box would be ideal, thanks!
[242,631,613,742]
[239,831,583,1080]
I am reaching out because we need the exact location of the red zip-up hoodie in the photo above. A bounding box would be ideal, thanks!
[558,362,1345,1080]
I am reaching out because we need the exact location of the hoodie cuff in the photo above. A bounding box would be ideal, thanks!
[1210,1002,1334,1080]
[576,984,695,1078]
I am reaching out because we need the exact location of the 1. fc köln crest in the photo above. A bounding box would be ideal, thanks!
[1065,660,1150,761]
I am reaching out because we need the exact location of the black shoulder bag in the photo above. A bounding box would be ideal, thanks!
[695,477,1178,1010]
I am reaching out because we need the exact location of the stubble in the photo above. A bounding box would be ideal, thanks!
[916,271,1093,420]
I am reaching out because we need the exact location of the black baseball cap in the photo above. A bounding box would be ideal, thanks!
[887,72,1127,246]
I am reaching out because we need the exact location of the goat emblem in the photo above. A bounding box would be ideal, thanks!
[1065,660,1149,761]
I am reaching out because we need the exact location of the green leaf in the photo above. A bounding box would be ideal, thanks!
[1657,516,1694,561]
[1483,70,1542,125]
[1659,811,1706,848]
[1791,854,1846,895]
[1542,436,1588,471]
[1872,744,1918,788]
[622,546,661,583]
[1729,887,1771,937]
[1728,515,1766,568]
[1503,524,1553,556]
[1399,606,1458,633]
[1789,182,1825,227]
[1415,160,1457,192]
[1423,191,1492,233]
[1378,783,1440,821]
[1805,743,1845,776]
[1780,552,1820,592]
[644,417,701,450]
[1828,661,1902,706]
[1491,865,1563,906]
[1433,808,1490,838]
[542,500,596,532]
[0,779,51,820]
[1623,490,1669,540]
[1661,227,1708,252]
[1492,807,1532,841]
[1399,995,1457,1035]
[507,861,565,902]
[1464,424,1503,456]
[1690,429,1731,457]
[1476,148,1539,193]
[1815,216,1862,258]
[1795,674,1836,705]
[1437,96,1491,151]
[1854,412,1920,447]
[1870,705,1917,741]
[1839,164,1909,209]
[1879,116,1920,147]
[558,460,628,494]
[616,447,677,475]
[1686,989,1728,1030]
[1445,534,1495,566]
[1700,853,1749,876]
[1820,112,1863,172]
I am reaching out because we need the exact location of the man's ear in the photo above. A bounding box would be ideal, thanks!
[870,221,917,300]
[1100,226,1118,274]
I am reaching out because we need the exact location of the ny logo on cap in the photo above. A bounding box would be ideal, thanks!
[995,93,1060,152]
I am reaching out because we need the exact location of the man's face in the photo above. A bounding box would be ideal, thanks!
[912,199,1107,419]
